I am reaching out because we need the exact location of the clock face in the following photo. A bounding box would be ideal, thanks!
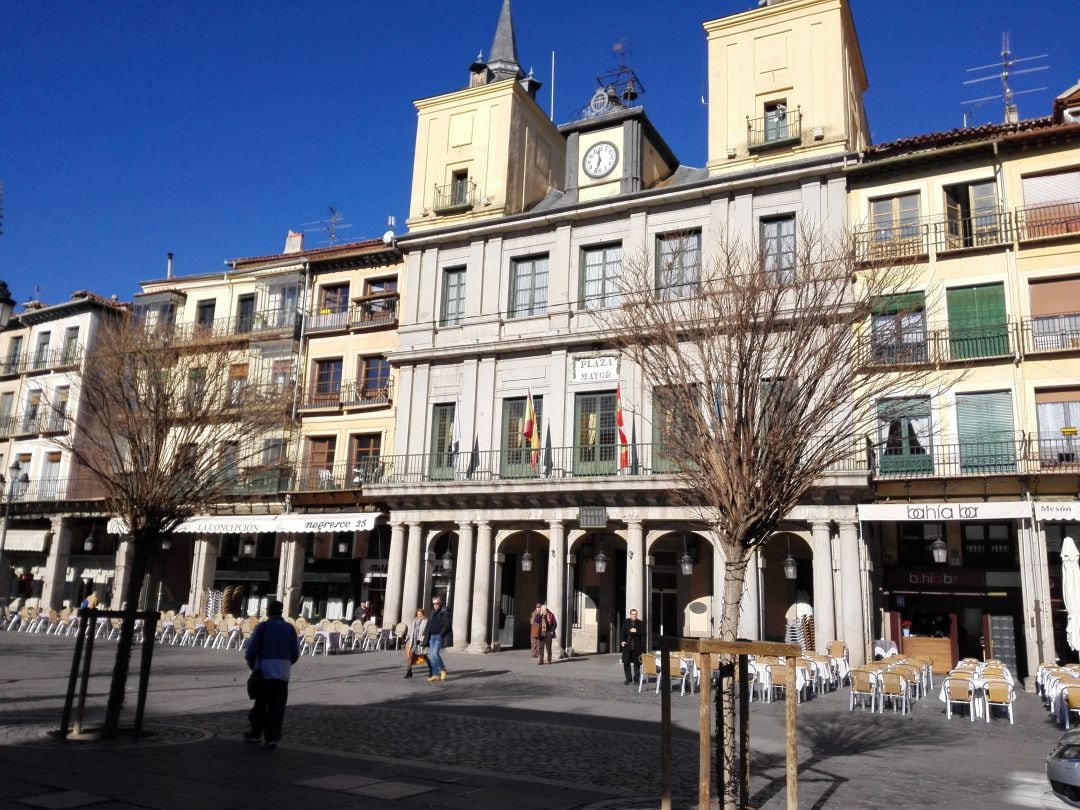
[582,141,619,179]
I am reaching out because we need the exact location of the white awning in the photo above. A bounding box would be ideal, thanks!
[1036,503,1080,522]
[857,502,1031,522]
[1,530,50,552]
[108,513,381,535]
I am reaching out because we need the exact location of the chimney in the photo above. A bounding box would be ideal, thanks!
[166,252,174,279]
[283,230,304,254]
[1005,103,1019,125]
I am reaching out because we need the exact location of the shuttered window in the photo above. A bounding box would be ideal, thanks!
[1023,171,1080,206]
[1021,171,1080,239]
[1035,388,1080,464]
[1029,277,1080,350]
[429,403,457,480]
[955,390,1016,471]
[946,283,1008,359]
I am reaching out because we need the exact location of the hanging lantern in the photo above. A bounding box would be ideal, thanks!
[442,548,455,574]
[594,547,609,575]
[679,551,694,577]
[521,535,533,572]
[337,540,350,555]
[242,539,256,556]
[930,538,948,565]
[783,553,798,580]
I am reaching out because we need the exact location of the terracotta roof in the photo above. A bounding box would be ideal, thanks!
[865,116,1057,157]
[70,290,130,310]
[229,236,393,267]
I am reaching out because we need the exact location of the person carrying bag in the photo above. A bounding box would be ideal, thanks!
[403,608,431,679]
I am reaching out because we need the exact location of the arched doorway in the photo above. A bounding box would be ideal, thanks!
[425,531,457,610]
[568,531,626,654]
[762,531,813,643]
[494,530,548,649]
[647,531,714,643]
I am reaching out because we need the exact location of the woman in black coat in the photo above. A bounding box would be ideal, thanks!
[620,609,646,684]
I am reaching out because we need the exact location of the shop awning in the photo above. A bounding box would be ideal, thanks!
[1036,503,1080,522]
[108,513,381,535]
[2,530,50,552]
[857,502,1030,521]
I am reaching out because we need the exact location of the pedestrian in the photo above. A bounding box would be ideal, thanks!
[424,594,452,682]
[620,608,646,685]
[534,603,556,665]
[243,600,300,749]
[355,601,370,622]
[529,602,542,658]
[403,608,431,679]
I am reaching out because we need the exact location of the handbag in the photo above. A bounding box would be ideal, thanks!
[246,669,263,700]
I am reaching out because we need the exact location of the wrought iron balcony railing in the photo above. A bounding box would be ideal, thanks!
[290,459,385,493]
[3,476,108,503]
[1022,314,1080,353]
[934,209,1012,252]
[298,378,394,411]
[0,347,83,376]
[1015,199,1080,242]
[862,322,1016,367]
[871,434,1080,479]
[433,180,477,215]
[747,107,802,151]
[306,293,399,336]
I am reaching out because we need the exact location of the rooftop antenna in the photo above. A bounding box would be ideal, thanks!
[300,205,353,246]
[962,32,1048,125]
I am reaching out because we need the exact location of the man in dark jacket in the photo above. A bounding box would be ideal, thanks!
[423,594,452,682]
[620,608,646,685]
[244,600,300,748]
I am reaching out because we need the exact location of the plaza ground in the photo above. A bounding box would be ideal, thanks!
[0,632,1070,809]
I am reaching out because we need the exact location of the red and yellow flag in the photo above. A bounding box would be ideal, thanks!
[523,389,540,468]
[616,383,629,471]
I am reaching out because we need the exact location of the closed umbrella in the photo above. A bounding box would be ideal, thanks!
[1062,536,1080,652]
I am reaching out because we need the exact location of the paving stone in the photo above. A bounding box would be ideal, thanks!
[295,774,381,790]
[15,791,109,809]
[344,781,436,799]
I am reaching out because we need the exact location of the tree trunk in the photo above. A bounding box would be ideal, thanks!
[719,553,749,810]
[102,532,152,739]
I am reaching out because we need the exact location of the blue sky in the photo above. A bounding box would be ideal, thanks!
[1,1,1075,306]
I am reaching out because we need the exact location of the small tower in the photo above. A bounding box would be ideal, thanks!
[407,0,565,231]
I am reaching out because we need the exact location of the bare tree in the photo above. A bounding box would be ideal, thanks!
[49,314,295,737]
[604,223,947,808]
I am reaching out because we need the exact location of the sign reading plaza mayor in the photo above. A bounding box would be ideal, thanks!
[107,513,380,535]
[572,355,619,383]
[857,502,1031,521]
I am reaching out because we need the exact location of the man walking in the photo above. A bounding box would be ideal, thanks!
[244,600,300,749]
[424,594,452,682]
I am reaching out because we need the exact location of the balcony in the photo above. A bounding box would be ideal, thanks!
[1023,314,1080,353]
[306,295,399,337]
[1015,199,1080,242]
[747,107,802,152]
[0,347,83,376]
[290,459,384,493]
[871,433,1080,479]
[854,220,932,263]
[4,476,107,504]
[933,210,1012,253]
[862,322,1015,367]
[222,466,294,496]
[433,180,476,215]
[298,378,394,411]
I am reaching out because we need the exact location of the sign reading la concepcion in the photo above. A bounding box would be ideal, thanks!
[572,355,619,383]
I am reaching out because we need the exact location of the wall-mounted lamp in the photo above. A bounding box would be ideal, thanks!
[930,538,948,565]
[242,539,256,556]
[337,539,351,555]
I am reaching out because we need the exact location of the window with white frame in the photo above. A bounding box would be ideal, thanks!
[760,217,795,283]
[441,267,466,326]
[509,255,549,318]
[581,244,622,309]
[656,231,701,299]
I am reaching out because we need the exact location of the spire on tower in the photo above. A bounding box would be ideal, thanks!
[487,0,524,82]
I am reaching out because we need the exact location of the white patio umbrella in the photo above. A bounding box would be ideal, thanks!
[1061,536,1080,652]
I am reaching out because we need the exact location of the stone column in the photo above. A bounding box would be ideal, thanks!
[624,520,645,617]
[277,538,305,618]
[399,523,424,624]
[838,521,865,666]
[738,547,760,640]
[811,522,836,653]
[451,521,474,651]
[381,522,407,628]
[546,520,567,658]
[41,518,72,610]
[187,536,219,616]
[111,535,135,610]
[469,521,493,653]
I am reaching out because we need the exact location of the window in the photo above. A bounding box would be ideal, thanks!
[946,283,1008,359]
[271,358,294,392]
[40,451,61,499]
[429,403,458,480]
[5,336,22,374]
[656,231,701,299]
[351,434,382,483]
[760,217,795,283]
[196,300,216,328]
[220,441,240,480]
[1029,276,1080,350]
[870,193,922,254]
[441,268,466,327]
[871,293,927,364]
[359,357,391,398]
[134,300,176,333]
[451,170,470,207]
[501,395,543,478]
[759,377,799,436]
[320,284,349,314]
[1021,170,1080,239]
[956,390,1016,472]
[896,523,945,566]
[49,387,69,431]
[764,101,790,142]
[943,180,1000,248]
[235,294,256,332]
[877,398,932,475]
[574,391,618,474]
[509,255,549,318]
[1036,389,1080,464]
[262,438,285,465]
[962,523,1016,568]
[186,367,207,409]
[581,245,622,309]
[0,392,12,431]
[263,282,298,328]
[653,385,699,472]
[22,390,42,432]
[228,363,248,406]
[364,277,398,319]
[307,436,337,489]
[61,327,80,364]
[313,358,343,406]
[175,444,199,481]
[33,332,51,369]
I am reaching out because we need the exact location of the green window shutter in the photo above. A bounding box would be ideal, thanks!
[429,403,456,479]
[872,292,925,315]
[947,283,1008,359]
[956,390,1015,471]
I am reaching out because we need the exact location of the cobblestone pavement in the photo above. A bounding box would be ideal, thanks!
[0,632,1070,808]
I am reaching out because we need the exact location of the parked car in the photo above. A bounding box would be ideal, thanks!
[1048,729,1080,806]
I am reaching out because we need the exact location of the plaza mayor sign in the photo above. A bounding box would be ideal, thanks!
[572,355,619,383]
[857,502,1031,522]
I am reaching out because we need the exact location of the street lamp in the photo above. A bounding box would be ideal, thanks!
[930,538,948,565]
[0,460,30,606]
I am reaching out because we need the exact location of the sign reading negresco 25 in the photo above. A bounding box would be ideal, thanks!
[572,355,619,383]
[857,502,1031,521]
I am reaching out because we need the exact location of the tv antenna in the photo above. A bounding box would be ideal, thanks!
[300,205,353,246]
[962,32,1048,125]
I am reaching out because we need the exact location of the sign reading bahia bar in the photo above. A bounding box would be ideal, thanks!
[857,502,1030,521]
[572,355,619,383]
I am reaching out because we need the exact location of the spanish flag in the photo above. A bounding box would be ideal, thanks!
[616,383,629,471]
[523,389,540,468]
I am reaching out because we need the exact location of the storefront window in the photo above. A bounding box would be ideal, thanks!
[896,523,944,566]
[962,523,1015,567]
